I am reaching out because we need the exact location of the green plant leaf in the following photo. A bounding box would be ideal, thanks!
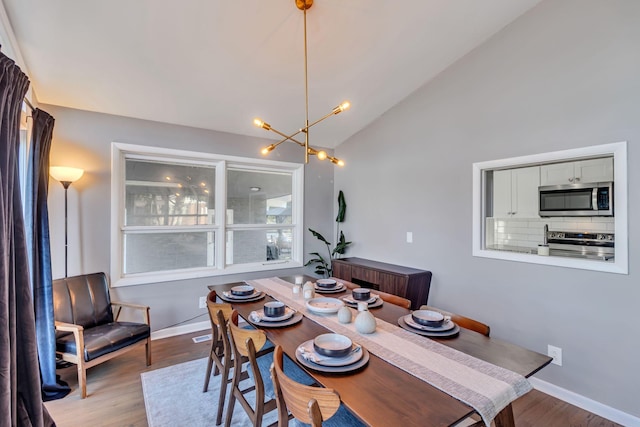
[308,228,331,245]
[332,231,352,256]
[335,190,346,223]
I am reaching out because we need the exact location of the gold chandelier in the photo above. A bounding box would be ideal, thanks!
[254,0,349,166]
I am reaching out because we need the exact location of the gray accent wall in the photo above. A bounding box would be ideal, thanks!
[335,0,639,417]
[45,105,335,333]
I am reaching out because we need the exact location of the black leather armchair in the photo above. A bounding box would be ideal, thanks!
[53,272,151,398]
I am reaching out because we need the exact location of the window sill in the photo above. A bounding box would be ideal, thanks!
[112,260,304,287]
[472,249,627,275]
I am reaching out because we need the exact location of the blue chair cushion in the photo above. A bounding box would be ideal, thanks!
[249,351,315,401]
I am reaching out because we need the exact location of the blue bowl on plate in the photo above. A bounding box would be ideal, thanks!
[352,288,371,301]
[316,279,337,289]
[313,333,352,358]
[231,285,254,296]
[411,310,445,327]
[264,301,286,317]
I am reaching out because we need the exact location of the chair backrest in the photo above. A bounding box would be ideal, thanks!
[271,345,341,426]
[375,290,411,309]
[206,290,232,333]
[420,305,490,337]
[53,272,114,329]
[228,315,268,358]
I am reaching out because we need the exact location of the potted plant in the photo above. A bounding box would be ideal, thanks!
[305,190,352,277]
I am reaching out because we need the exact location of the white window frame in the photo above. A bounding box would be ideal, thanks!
[472,141,628,275]
[111,142,304,287]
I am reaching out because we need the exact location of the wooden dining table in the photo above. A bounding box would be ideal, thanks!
[210,276,552,427]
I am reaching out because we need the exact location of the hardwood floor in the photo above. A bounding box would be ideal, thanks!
[45,331,623,427]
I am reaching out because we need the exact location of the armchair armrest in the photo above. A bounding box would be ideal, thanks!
[55,321,85,364]
[55,320,84,333]
[111,301,151,325]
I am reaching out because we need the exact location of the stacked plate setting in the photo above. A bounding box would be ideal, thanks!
[220,284,264,301]
[314,279,346,293]
[296,333,369,372]
[398,310,460,337]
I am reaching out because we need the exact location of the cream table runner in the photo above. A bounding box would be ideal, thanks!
[247,277,532,426]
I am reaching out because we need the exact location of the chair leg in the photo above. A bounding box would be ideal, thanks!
[203,355,214,392]
[145,338,152,366]
[216,361,230,426]
[224,389,237,427]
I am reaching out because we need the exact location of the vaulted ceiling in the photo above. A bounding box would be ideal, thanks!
[2,0,541,148]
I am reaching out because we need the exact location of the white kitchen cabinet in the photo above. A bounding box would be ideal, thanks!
[493,166,540,218]
[540,157,613,186]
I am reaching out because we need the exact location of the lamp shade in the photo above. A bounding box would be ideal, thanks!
[50,166,84,183]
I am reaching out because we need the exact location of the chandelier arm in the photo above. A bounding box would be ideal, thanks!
[301,108,341,133]
[266,126,306,147]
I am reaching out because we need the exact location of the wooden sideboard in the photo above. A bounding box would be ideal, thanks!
[332,257,432,310]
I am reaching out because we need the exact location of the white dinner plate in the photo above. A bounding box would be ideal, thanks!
[397,317,460,338]
[254,307,295,322]
[219,290,265,303]
[305,297,344,314]
[341,294,382,307]
[403,315,456,332]
[297,339,365,367]
[250,312,303,328]
[314,283,346,294]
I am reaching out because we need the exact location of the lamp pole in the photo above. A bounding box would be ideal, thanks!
[50,166,84,279]
[60,181,71,278]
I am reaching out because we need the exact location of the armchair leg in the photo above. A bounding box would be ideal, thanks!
[146,338,152,366]
[78,363,87,398]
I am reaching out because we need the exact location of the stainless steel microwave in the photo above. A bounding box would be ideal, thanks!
[538,182,613,217]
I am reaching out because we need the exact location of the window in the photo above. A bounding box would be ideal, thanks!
[111,143,304,286]
[472,142,628,274]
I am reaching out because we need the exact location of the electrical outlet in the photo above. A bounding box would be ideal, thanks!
[548,345,562,366]
[406,232,413,243]
[198,296,207,309]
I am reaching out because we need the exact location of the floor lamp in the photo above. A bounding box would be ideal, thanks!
[50,166,84,278]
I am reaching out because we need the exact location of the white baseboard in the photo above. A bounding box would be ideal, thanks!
[530,377,640,427]
[151,321,210,341]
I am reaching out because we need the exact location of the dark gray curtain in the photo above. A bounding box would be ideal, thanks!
[0,52,54,426]
[26,109,70,401]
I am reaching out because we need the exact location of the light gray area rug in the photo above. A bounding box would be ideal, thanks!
[141,357,278,427]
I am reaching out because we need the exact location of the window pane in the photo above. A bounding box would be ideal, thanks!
[226,229,292,265]
[125,160,215,226]
[124,231,215,274]
[227,169,292,225]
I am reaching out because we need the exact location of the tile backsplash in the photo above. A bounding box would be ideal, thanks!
[486,217,615,249]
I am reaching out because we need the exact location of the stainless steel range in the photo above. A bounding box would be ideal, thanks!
[546,230,615,261]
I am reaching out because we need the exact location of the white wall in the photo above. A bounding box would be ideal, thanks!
[335,0,639,418]
[46,106,336,333]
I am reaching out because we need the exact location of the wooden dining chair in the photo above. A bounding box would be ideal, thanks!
[225,310,277,427]
[341,280,411,309]
[202,291,235,426]
[419,305,490,337]
[270,345,365,427]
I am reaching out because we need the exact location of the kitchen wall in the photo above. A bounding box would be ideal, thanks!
[335,0,639,419]
[45,105,335,333]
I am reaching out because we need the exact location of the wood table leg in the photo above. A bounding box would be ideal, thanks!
[494,403,515,427]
